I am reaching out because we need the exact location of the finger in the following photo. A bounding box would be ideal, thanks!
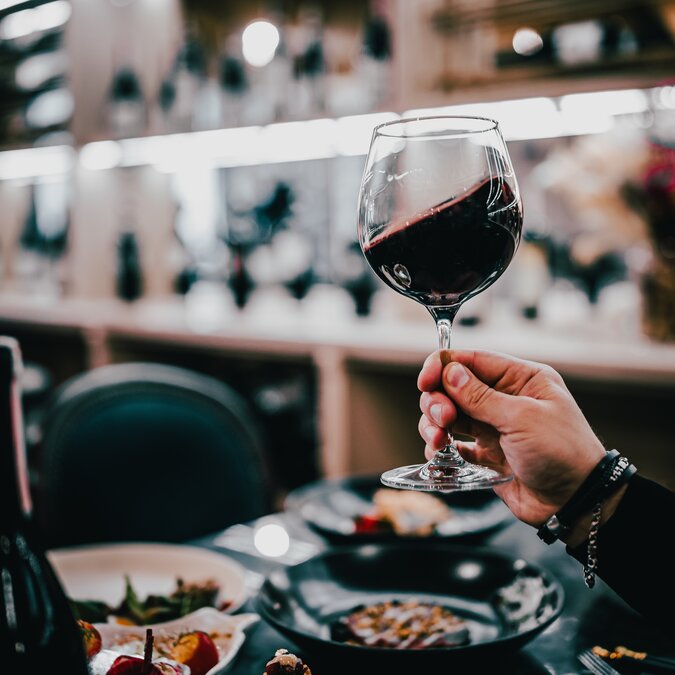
[448,349,541,394]
[418,414,447,451]
[454,440,507,473]
[424,443,437,461]
[442,362,517,429]
[451,411,498,442]
[417,351,443,392]
[420,391,457,428]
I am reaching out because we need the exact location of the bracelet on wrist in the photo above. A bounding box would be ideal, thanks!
[537,450,635,546]
[536,449,636,588]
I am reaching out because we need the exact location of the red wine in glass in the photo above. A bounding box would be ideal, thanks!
[363,177,521,307]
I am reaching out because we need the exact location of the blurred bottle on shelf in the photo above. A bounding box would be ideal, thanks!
[116,231,143,302]
[107,67,145,138]
[227,242,255,309]
[359,6,393,110]
[286,9,325,120]
[159,32,207,132]
[335,240,378,317]
[18,178,70,296]
[510,233,553,320]
[219,50,248,128]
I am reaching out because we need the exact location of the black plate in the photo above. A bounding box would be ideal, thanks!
[257,543,564,669]
[285,475,514,541]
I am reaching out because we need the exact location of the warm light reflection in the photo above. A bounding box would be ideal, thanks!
[253,523,290,558]
[0,145,74,180]
[242,20,280,68]
[10,86,673,178]
[559,89,648,117]
[512,27,543,56]
[79,141,122,171]
[456,562,482,580]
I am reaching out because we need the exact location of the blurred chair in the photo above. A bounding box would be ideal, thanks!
[35,362,270,548]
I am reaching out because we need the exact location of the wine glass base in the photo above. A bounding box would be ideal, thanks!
[381,462,513,493]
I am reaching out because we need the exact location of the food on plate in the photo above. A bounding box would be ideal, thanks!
[91,630,188,675]
[71,576,223,625]
[87,615,245,675]
[106,654,184,675]
[331,600,470,649]
[264,648,312,674]
[78,619,102,658]
[171,630,219,675]
[353,489,454,536]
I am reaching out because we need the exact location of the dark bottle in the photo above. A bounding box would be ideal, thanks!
[0,337,89,673]
[117,232,143,302]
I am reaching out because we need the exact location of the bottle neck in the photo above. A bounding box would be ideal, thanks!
[0,339,32,522]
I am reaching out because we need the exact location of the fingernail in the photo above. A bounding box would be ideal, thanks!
[446,363,469,388]
[430,404,443,425]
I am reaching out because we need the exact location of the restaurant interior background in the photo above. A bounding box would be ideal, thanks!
[1,0,675,539]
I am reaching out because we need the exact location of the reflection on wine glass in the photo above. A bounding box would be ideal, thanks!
[358,116,523,492]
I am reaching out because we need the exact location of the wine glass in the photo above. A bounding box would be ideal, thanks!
[358,116,523,492]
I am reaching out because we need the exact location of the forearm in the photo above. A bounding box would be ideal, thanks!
[566,474,675,629]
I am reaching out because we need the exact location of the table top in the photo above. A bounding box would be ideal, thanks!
[192,511,674,675]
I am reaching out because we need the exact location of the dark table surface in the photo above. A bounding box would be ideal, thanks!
[194,510,673,675]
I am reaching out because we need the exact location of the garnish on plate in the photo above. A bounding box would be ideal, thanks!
[353,489,454,536]
[71,576,222,625]
[264,648,312,674]
[97,629,187,675]
[171,630,220,675]
[78,619,102,658]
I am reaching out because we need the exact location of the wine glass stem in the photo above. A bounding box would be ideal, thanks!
[434,315,463,466]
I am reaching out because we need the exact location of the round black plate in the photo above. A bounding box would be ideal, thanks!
[257,543,563,668]
[285,475,514,541]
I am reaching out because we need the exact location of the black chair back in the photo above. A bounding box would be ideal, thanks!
[36,362,269,547]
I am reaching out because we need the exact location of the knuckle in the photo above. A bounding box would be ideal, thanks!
[539,363,564,385]
[466,383,494,411]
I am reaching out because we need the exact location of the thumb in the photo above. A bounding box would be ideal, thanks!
[443,362,512,429]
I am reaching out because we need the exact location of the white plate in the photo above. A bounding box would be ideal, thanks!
[48,542,249,616]
[92,608,258,675]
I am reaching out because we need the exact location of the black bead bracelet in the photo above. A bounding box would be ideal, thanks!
[537,450,636,546]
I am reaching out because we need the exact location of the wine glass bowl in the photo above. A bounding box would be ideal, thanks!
[358,116,523,492]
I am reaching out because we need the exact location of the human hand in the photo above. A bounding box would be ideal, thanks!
[418,350,607,531]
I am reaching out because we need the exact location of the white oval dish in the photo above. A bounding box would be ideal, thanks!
[48,542,249,615]
[93,607,258,674]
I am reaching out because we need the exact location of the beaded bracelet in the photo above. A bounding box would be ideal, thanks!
[537,450,621,545]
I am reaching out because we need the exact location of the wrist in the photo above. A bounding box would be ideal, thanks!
[562,483,629,548]
[536,451,635,545]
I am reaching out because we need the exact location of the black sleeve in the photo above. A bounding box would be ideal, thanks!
[567,474,675,630]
